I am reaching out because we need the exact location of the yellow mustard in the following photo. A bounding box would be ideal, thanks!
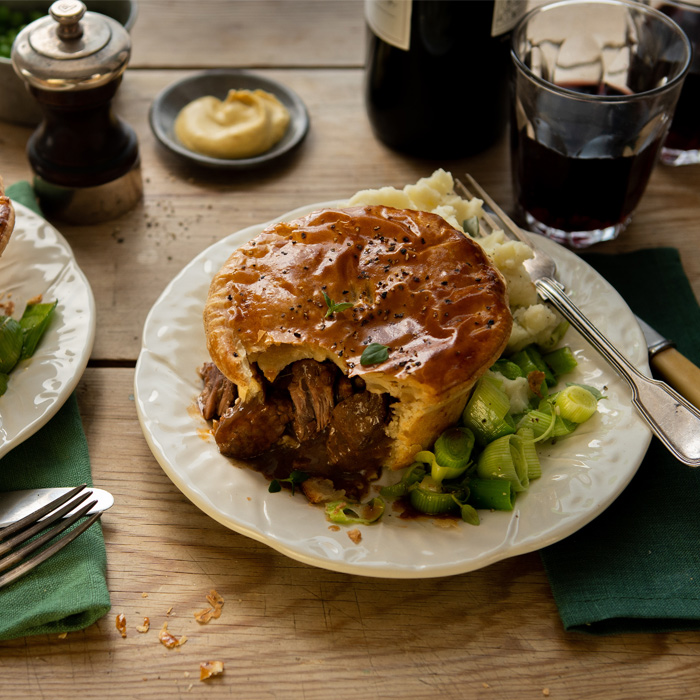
[174,89,290,159]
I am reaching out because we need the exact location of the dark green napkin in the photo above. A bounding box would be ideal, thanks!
[540,248,700,634]
[0,183,110,641]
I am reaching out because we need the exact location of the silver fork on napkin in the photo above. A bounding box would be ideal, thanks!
[456,174,700,468]
[0,484,103,589]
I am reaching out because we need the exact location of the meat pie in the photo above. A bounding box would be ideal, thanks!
[201,205,512,482]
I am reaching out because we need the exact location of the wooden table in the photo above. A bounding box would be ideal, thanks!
[2,2,700,697]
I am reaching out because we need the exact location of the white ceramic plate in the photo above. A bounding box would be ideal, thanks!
[0,202,95,459]
[134,201,652,579]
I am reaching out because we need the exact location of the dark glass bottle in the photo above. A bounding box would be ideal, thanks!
[364,0,523,158]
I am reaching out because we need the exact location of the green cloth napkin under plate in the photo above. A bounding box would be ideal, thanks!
[0,182,110,641]
[540,248,700,634]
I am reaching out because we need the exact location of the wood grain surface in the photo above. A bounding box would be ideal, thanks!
[2,1,700,698]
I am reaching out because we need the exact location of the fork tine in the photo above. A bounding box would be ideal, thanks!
[0,512,102,590]
[0,489,94,556]
[0,484,88,541]
[0,497,98,573]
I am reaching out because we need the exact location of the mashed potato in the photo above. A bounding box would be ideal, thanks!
[349,168,481,232]
[349,169,560,353]
[484,370,531,414]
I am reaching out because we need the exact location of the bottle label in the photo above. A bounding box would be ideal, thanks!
[366,0,530,51]
[365,0,412,51]
[492,0,530,36]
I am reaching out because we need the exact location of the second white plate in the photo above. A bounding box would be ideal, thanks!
[134,201,651,578]
[0,202,95,459]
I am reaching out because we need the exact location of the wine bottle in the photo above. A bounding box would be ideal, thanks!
[364,0,527,158]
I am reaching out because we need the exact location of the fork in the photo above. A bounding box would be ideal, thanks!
[0,484,101,589]
[456,174,700,468]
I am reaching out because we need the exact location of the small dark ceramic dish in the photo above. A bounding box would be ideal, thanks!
[149,68,310,169]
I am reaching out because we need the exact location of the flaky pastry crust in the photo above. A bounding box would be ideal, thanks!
[204,205,512,469]
[0,176,15,259]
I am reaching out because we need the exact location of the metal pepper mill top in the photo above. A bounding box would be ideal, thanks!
[12,0,142,224]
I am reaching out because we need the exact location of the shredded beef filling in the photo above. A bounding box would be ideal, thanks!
[197,362,238,420]
[198,359,391,480]
[327,391,388,469]
[288,360,336,443]
[214,392,294,459]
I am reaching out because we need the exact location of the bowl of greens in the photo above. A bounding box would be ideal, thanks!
[0,0,137,125]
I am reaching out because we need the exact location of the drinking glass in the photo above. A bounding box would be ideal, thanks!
[510,0,691,248]
[652,0,700,166]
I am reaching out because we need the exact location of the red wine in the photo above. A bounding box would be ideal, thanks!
[511,82,664,234]
[658,3,700,153]
[364,0,523,158]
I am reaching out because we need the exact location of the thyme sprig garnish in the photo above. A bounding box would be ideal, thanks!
[268,470,310,495]
[322,291,354,318]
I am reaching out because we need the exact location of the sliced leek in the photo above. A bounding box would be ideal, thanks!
[434,427,475,469]
[516,427,541,480]
[490,359,525,380]
[510,345,556,388]
[413,449,470,485]
[467,478,515,511]
[517,406,577,441]
[379,462,426,500]
[325,497,385,525]
[409,476,458,515]
[476,434,529,492]
[567,383,605,401]
[462,376,515,446]
[543,346,578,378]
[554,385,598,423]
[518,408,555,441]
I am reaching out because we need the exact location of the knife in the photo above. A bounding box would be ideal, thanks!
[0,487,114,528]
[636,315,700,410]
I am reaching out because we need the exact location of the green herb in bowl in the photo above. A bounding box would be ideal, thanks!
[0,6,43,58]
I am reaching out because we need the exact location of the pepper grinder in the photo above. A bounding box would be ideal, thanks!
[11,0,142,224]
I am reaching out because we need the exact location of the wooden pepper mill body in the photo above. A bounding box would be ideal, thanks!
[12,0,142,223]
[28,80,139,189]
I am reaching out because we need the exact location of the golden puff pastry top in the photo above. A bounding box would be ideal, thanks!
[204,205,512,408]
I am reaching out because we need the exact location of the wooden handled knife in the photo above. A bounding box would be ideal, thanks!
[637,315,700,409]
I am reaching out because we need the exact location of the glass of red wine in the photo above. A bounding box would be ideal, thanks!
[510,0,691,248]
[652,0,700,166]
